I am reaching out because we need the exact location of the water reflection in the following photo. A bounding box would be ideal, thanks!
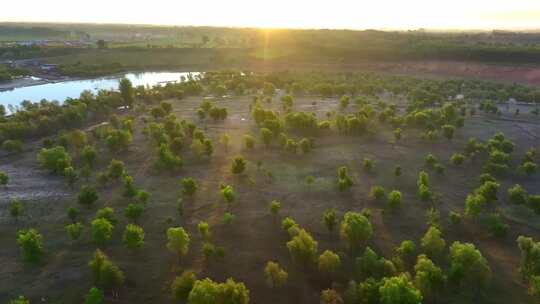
[0,71,199,108]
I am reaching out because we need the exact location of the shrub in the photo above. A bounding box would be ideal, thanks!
[299,138,312,154]
[67,206,79,222]
[485,213,509,238]
[322,209,337,233]
[363,158,374,172]
[264,261,288,288]
[222,212,235,224]
[198,221,211,240]
[0,170,9,186]
[106,129,132,151]
[9,199,22,219]
[16,229,43,263]
[370,185,386,201]
[78,185,98,205]
[518,162,537,176]
[508,184,528,205]
[243,134,255,150]
[181,178,197,196]
[260,128,273,146]
[107,159,125,179]
[231,156,247,174]
[434,163,445,174]
[387,190,402,210]
[449,211,462,225]
[63,166,78,187]
[2,139,23,153]
[441,124,455,140]
[220,184,235,206]
[270,200,281,215]
[321,289,344,304]
[37,146,72,174]
[337,166,353,191]
[424,154,437,167]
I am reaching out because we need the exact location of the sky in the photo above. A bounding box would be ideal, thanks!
[2,0,540,30]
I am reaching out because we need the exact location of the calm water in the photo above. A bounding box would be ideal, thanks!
[0,71,199,109]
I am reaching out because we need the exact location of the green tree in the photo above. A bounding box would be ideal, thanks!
[379,274,422,304]
[264,261,288,288]
[414,254,446,301]
[321,288,344,304]
[450,153,465,165]
[340,212,373,252]
[171,270,197,301]
[124,203,145,222]
[167,227,190,264]
[421,226,446,258]
[84,287,104,304]
[91,218,114,246]
[65,222,83,241]
[78,185,98,206]
[448,242,492,291]
[95,207,117,225]
[119,78,134,108]
[37,146,72,174]
[107,159,125,179]
[318,250,341,277]
[16,229,43,263]
[123,224,145,250]
[89,249,125,290]
[287,229,318,266]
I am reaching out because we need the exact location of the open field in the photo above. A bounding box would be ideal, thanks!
[1,76,540,303]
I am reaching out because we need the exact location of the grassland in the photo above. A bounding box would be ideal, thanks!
[1,87,539,303]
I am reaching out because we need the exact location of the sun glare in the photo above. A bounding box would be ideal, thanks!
[2,0,540,29]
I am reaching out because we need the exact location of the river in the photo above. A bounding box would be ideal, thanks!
[0,71,199,110]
